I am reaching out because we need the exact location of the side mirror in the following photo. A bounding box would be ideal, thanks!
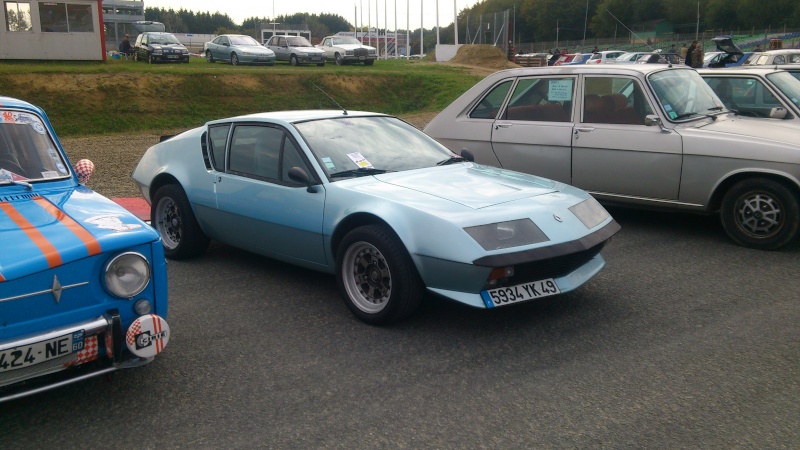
[644,115,661,127]
[288,166,317,193]
[461,149,475,162]
[74,159,95,185]
[769,107,788,120]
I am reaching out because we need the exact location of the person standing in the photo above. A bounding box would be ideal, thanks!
[690,41,704,68]
[680,43,688,59]
[685,41,697,67]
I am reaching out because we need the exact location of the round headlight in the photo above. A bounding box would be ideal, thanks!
[105,252,151,298]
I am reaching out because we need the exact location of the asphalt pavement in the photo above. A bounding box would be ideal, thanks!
[3,207,799,448]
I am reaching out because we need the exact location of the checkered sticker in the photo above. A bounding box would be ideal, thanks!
[126,315,170,358]
[64,335,99,367]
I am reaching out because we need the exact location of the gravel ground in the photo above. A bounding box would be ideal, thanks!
[59,112,438,200]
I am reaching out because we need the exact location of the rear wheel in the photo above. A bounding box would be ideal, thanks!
[720,178,799,250]
[231,53,239,66]
[336,225,424,325]
[206,50,214,63]
[151,184,209,259]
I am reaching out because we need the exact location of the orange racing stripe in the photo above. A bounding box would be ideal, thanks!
[34,197,102,256]
[0,201,62,268]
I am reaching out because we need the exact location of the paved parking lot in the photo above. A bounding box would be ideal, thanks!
[4,207,799,448]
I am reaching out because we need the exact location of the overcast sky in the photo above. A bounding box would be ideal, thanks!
[145,0,481,30]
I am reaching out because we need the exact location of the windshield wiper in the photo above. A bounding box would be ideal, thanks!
[436,155,470,166]
[0,178,33,190]
[329,168,391,178]
[672,112,700,120]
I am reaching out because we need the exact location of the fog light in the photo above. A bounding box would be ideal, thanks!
[134,299,152,315]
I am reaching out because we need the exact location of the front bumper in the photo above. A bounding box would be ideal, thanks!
[342,55,377,63]
[296,54,326,64]
[152,53,189,63]
[0,310,169,403]
[241,55,276,65]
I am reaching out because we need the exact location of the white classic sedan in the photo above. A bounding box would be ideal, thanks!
[316,35,378,66]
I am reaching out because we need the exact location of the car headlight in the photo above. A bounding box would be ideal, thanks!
[465,219,549,250]
[346,50,354,56]
[152,50,163,55]
[569,197,610,229]
[368,49,377,55]
[104,252,151,298]
[243,51,253,56]
[297,52,308,56]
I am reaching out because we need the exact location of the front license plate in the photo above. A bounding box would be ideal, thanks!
[167,55,179,59]
[312,57,321,61]
[481,279,560,308]
[0,331,84,372]
[359,56,366,60]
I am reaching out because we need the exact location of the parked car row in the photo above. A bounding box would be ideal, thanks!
[134,32,379,67]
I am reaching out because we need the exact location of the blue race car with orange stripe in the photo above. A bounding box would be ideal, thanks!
[0,96,169,402]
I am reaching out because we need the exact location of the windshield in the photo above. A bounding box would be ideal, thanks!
[150,33,181,45]
[0,110,70,183]
[294,116,454,180]
[334,37,361,46]
[648,69,724,121]
[287,36,313,47]
[230,35,260,46]
[766,71,800,108]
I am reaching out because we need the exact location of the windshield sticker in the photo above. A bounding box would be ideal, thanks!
[664,104,673,112]
[85,215,143,232]
[321,157,336,170]
[1,111,47,134]
[346,152,373,169]
[548,80,573,101]
[40,170,60,178]
[0,168,28,181]
[668,110,678,119]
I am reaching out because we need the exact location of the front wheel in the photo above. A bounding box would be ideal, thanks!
[720,178,799,250]
[335,53,344,65]
[231,53,239,66]
[290,55,299,66]
[206,50,214,63]
[336,225,424,325]
[364,59,374,66]
[151,184,209,259]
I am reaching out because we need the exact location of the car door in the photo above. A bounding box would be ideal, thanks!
[571,75,683,201]
[268,36,287,61]
[490,76,577,184]
[211,122,327,266]
[213,36,228,60]
[320,37,333,59]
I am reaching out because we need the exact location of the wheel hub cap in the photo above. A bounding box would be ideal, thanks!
[738,193,782,236]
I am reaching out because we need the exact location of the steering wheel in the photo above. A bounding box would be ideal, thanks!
[0,157,26,176]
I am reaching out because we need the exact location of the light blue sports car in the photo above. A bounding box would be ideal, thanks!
[132,110,620,324]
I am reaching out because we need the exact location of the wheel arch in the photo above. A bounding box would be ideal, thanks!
[708,170,800,212]
[147,173,182,204]
[330,212,398,261]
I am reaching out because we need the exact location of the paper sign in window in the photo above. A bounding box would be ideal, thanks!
[548,80,573,102]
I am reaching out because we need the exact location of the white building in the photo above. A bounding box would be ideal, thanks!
[1,0,106,60]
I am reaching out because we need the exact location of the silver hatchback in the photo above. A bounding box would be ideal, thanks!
[425,65,800,250]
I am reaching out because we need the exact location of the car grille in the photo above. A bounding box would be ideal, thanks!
[354,48,368,57]
[502,242,606,286]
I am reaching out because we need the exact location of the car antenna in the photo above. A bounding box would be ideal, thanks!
[313,83,348,115]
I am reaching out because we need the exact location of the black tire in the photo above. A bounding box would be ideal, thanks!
[335,53,344,65]
[231,53,239,66]
[336,225,424,325]
[206,50,214,63]
[364,59,374,66]
[151,184,209,259]
[720,178,800,250]
[317,62,325,67]
[290,55,299,66]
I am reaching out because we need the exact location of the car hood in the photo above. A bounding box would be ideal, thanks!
[289,46,325,54]
[0,188,159,282]
[331,44,374,51]
[237,45,273,53]
[366,163,561,209]
[684,115,799,142]
[150,43,186,50]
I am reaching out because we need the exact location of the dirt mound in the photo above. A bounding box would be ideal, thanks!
[448,45,520,71]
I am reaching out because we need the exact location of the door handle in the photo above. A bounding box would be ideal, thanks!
[574,127,596,133]
[494,123,512,130]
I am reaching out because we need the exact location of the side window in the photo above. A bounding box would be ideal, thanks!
[228,125,307,184]
[468,80,512,119]
[281,139,307,184]
[773,56,785,65]
[219,36,228,46]
[583,77,652,125]
[207,124,230,171]
[504,77,574,122]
